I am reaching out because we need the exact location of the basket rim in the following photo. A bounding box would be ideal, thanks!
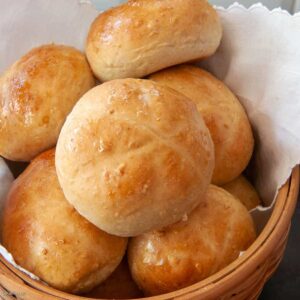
[0,166,299,300]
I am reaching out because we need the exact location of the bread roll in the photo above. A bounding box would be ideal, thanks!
[128,185,256,296]
[86,258,143,299]
[56,79,214,237]
[1,149,127,294]
[86,0,222,81]
[0,45,95,161]
[222,175,261,210]
[150,65,254,184]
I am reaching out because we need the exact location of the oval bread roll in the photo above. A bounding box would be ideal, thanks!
[1,149,127,294]
[150,65,254,184]
[56,79,214,237]
[222,175,261,210]
[86,258,143,299]
[86,0,222,81]
[0,44,95,161]
[128,185,256,296]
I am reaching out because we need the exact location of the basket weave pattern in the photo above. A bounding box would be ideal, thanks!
[0,167,298,300]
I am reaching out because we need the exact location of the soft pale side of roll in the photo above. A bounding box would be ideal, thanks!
[86,0,222,81]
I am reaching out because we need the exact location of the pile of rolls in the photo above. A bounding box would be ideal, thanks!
[0,0,261,298]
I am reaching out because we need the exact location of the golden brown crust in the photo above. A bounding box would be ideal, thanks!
[85,258,143,299]
[149,65,254,184]
[86,0,222,81]
[0,44,95,161]
[1,149,127,294]
[128,185,256,296]
[56,79,214,237]
[222,175,261,210]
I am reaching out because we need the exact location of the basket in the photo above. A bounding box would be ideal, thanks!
[0,166,298,300]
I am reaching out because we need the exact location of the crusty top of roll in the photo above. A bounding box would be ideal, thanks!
[86,0,222,81]
[56,79,214,237]
[0,44,95,161]
[150,65,254,184]
[128,185,256,296]
[2,149,127,294]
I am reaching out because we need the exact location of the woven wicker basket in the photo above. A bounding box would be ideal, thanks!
[0,166,298,300]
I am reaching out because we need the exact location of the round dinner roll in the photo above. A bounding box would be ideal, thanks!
[0,44,95,161]
[128,185,256,296]
[56,79,214,237]
[86,258,143,299]
[1,149,127,294]
[149,65,254,184]
[86,0,222,81]
[222,175,261,210]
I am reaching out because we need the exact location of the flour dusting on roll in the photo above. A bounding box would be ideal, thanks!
[56,79,214,237]
[86,0,222,81]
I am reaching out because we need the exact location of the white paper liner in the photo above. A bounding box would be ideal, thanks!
[0,159,13,225]
[0,0,299,286]
[201,2,300,204]
[0,246,40,281]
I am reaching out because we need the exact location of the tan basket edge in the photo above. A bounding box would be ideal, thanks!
[0,166,298,300]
